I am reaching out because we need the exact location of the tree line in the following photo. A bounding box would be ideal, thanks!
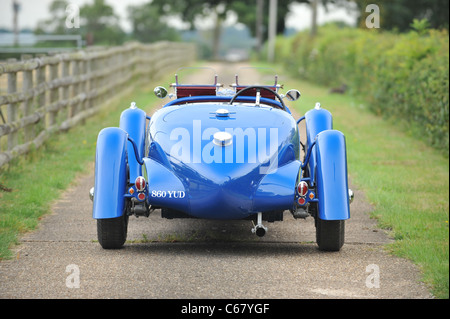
[34,0,448,53]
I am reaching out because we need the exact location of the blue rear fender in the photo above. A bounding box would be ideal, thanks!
[253,160,301,213]
[142,157,189,213]
[119,107,147,182]
[304,108,332,183]
[92,127,129,219]
[315,130,350,220]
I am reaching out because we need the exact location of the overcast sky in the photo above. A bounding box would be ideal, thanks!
[0,0,357,32]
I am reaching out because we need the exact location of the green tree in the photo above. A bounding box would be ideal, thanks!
[149,0,236,59]
[148,0,313,58]
[346,0,449,31]
[230,0,301,37]
[127,2,180,43]
[35,0,126,46]
[80,0,126,45]
[35,0,77,35]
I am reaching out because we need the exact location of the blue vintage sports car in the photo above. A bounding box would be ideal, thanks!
[90,68,353,251]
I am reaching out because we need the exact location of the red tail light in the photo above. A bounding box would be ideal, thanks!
[297,181,308,197]
[135,176,146,192]
[137,193,146,201]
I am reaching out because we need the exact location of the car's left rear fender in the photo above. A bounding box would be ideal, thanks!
[92,127,128,219]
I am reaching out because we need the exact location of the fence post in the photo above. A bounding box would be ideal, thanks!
[6,58,18,151]
[70,59,79,120]
[86,55,93,112]
[62,59,70,121]
[48,59,59,128]
[35,54,46,111]
[35,54,46,136]
[80,56,88,120]
[21,54,34,143]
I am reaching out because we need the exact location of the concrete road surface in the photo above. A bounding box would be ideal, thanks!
[0,63,433,301]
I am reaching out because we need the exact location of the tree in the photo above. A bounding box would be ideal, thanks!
[127,2,180,43]
[230,0,301,38]
[141,0,346,59]
[148,0,309,59]
[149,0,236,59]
[80,0,126,45]
[35,0,77,35]
[345,0,449,31]
[35,0,126,46]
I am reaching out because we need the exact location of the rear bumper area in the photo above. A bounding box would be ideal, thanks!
[144,158,301,220]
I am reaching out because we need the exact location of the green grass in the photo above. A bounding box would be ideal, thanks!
[0,76,170,260]
[270,64,448,299]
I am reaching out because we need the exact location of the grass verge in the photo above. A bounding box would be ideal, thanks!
[0,75,171,260]
[264,63,448,299]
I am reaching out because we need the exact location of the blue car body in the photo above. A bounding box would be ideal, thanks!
[91,70,352,251]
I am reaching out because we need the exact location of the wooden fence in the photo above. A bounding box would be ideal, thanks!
[0,41,195,169]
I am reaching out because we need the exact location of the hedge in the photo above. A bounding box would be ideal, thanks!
[275,25,449,153]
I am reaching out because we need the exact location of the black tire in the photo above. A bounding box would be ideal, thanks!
[316,218,345,251]
[97,214,128,249]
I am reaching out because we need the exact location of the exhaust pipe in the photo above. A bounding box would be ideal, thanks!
[252,212,267,237]
[254,226,266,237]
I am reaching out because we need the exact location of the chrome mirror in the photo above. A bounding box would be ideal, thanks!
[154,86,168,99]
[285,89,301,101]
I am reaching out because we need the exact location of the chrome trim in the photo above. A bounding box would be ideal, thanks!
[213,131,233,147]
[89,187,94,201]
[215,108,230,117]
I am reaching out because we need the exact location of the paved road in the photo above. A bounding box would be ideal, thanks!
[0,63,433,300]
